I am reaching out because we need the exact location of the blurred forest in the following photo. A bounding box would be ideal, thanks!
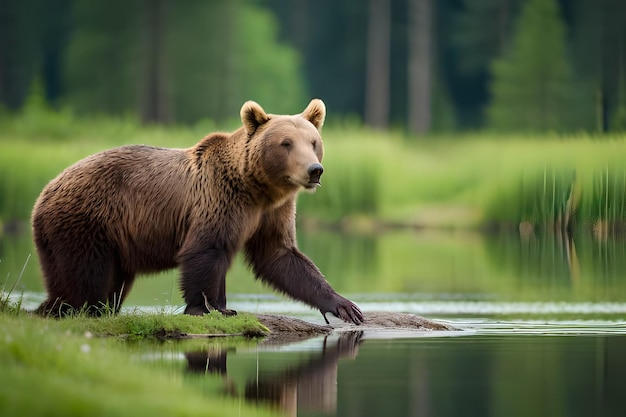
[1,0,625,133]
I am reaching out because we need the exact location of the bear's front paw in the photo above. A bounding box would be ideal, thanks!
[322,296,364,325]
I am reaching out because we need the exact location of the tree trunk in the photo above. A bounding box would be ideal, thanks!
[407,0,433,134]
[216,0,238,121]
[364,0,390,129]
[141,0,170,123]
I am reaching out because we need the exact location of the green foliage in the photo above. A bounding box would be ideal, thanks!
[487,0,573,131]
[569,0,626,132]
[3,0,626,133]
[452,0,522,76]
[63,1,141,116]
[0,78,153,142]
[611,105,626,131]
[236,5,307,115]
[3,77,78,139]
[63,1,306,124]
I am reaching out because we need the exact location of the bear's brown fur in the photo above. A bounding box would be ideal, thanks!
[32,99,363,324]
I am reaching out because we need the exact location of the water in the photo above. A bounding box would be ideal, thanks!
[3,228,626,416]
[131,317,626,417]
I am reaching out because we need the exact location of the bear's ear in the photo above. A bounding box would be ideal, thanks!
[301,99,326,131]
[241,101,270,136]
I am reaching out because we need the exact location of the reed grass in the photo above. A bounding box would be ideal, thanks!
[475,136,626,233]
[2,110,626,231]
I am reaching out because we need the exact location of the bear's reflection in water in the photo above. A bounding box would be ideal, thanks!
[185,331,363,416]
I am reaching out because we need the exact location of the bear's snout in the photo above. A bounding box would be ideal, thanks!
[307,163,324,186]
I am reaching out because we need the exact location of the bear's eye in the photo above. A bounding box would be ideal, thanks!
[281,139,292,149]
[311,140,317,150]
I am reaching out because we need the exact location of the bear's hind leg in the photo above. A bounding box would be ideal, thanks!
[35,240,70,317]
[37,245,116,317]
[105,265,136,314]
[70,258,118,316]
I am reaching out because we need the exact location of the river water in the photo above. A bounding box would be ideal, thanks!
[3,229,626,416]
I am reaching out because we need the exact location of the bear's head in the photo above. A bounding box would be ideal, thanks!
[240,99,326,196]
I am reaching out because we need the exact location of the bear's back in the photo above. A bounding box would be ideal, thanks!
[33,145,196,268]
[37,145,190,211]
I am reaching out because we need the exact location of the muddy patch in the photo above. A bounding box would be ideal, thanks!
[345,311,457,331]
[257,311,457,344]
[256,314,331,343]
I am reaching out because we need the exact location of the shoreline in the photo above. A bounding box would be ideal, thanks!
[256,311,458,344]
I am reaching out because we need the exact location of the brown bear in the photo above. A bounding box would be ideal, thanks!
[32,99,363,325]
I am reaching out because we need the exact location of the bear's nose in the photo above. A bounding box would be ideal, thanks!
[307,163,324,184]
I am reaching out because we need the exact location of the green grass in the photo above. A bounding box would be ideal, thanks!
[0,242,272,417]
[1,284,268,339]
[53,310,269,339]
[303,129,626,231]
[0,291,274,417]
[2,110,626,231]
[0,311,276,417]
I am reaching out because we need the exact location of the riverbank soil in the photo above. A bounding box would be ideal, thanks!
[257,311,457,343]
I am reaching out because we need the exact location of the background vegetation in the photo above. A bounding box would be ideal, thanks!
[2,0,626,309]
[2,2,625,415]
[1,0,625,133]
[2,101,626,234]
[2,0,625,232]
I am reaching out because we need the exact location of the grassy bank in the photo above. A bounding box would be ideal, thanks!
[1,112,626,232]
[1,286,268,339]
[0,299,274,417]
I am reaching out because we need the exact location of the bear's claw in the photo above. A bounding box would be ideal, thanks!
[322,299,364,326]
[338,303,364,325]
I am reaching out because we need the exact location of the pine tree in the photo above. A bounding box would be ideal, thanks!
[571,0,626,132]
[487,0,572,132]
[453,0,522,76]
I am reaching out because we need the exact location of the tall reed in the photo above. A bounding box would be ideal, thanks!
[3,115,626,232]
